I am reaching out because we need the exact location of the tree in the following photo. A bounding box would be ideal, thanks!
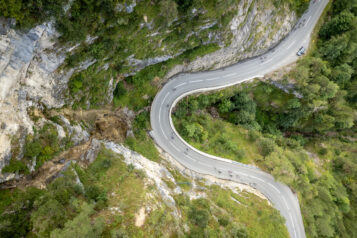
[188,207,209,229]
[319,11,355,39]
[218,99,233,113]
[31,199,66,237]
[160,0,178,26]
[259,138,275,157]
[331,64,354,88]
[230,224,248,238]
[50,203,104,238]
[312,113,335,133]
[319,34,350,64]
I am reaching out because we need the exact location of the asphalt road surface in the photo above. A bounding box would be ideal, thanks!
[150,1,329,237]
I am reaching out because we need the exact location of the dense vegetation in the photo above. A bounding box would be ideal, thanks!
[0,147,288,237]
[1,0,355,237]
[1,0,308,110]
[174,0,357,237]
[2,122,72,175]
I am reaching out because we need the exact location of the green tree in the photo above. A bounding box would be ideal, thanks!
[160,0,178,26]
[31,199,66,237]
[50,203,104,238]
[331,63,354,88]
[319,11,355,39]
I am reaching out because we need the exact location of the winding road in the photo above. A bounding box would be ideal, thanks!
[150,1,328,237]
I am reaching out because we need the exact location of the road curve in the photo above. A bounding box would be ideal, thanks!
[150,1,328,237]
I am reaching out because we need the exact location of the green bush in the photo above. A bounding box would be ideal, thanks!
[2,159,29,174]
[218,216,229,227]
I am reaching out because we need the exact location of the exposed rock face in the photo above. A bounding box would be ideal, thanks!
[80,139,101,164]
[0,20,71,172]
[105,142,178,209]
[166,0,297,78]
[0,0,297,182]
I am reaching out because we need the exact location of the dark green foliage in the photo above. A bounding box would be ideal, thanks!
[259,138,275,157]
[174,1,357,237]
[227,92,256,125]
[273,0,309,16]
[188,199,210,229]
[2,159,29,174]
[230,224,248,238]
[0,148,117,237]
[85,184,107,206]
[133,111,150,137]
[0,0,67,28]
[113,81,126,99]
[319,11,355,39]
[3,123,65,175]
[0,187,43,238]
[218,216,229,227]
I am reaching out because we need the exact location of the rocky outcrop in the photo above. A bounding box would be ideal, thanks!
[166,0,297,78]
[0,19,71,172]
[0,0,297,181]
[80,139,101,164]
[105,142,178,209]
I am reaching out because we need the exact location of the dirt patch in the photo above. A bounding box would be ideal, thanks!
[50,106,130,142]
[1,139,100,189]
[135,207,146,227]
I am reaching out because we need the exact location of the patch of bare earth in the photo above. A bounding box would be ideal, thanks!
[135,207,146,227]
[2,106,132,190]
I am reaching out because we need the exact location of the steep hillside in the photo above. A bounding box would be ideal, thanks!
[0,0,301,182]
[173,0,357,237]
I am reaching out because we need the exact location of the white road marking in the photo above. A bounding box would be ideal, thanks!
[190,79,203,83]
[160,126,168,140]
[223,73,237,78]
[159,92,170,131]
[206,77,219,81]
[175,82,186,88]
[239,172,248,177]
[289,213,297,238]
[162,92,170,102]
[262,58,273,65]
[287,40,296,50]
[305,16,311,26]
[282,197,289,210]
[170,142,180,152]
[186,155,196,162]
[250,175,264,182]
[268,183,281,194]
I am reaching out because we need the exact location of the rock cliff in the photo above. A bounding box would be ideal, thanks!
[0,0,297,182]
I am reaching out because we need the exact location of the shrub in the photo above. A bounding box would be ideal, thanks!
[259,138,275,157]
[218,216,229,227]
[2,159,29,174]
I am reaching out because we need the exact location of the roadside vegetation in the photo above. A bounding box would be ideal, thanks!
[0,146,288,237]
[174,0,357,237]
[2,123,73,175]
[1,0,307,110]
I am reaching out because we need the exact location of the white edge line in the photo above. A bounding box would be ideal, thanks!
[287,40,296,50]
[262,58,273,65]
[169,141,180,152]
[167,74,264,168]
[175,82,186,88]
[223,73,237,78]
[268,183,281,194]
[305,16,311,26]
[206,77,219,81]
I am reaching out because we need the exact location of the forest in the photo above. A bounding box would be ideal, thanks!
[174,0,357,237]
[0,0,356,237]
